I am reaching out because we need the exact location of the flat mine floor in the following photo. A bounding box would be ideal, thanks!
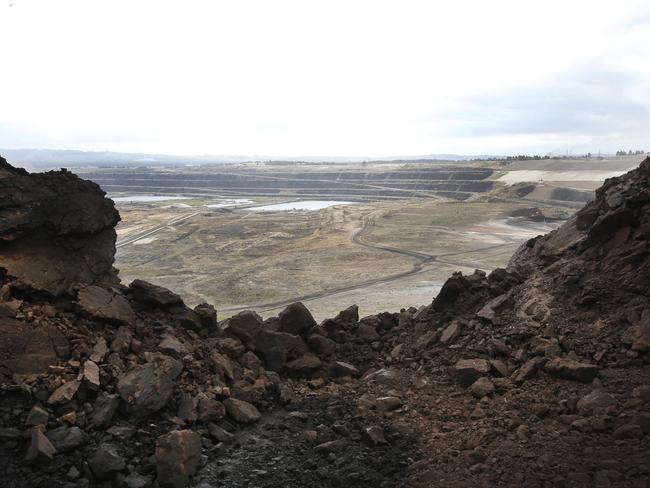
[106,156,639,321]
[113,197,559,321]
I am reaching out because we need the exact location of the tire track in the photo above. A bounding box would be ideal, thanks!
[221,213,513,314]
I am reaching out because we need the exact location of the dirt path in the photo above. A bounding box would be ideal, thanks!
[221,213,516,314]
[116,211,202,248]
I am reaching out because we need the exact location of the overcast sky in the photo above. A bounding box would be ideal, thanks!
[1,0,649,157]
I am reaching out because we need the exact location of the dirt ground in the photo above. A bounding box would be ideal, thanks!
[109,156,642,320]
[114,196,562,321]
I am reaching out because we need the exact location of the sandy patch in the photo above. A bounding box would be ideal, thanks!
[497,170,627,185]
[132,237,158,245]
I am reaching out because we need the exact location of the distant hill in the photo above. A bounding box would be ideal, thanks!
[0,148,496,170]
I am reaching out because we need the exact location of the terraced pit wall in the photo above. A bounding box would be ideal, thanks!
[78,167,495,201]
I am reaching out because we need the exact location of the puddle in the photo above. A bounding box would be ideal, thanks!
[248,200,354,212]
[111,195,190,203]
[206,199,254,208]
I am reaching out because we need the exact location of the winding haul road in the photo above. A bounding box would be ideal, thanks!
[221,213,518,314]
[116,211,202,248]
[116,205,545,316]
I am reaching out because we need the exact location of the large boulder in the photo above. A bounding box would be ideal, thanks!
[194,302,217,329]
[155,430,202,488]
[334,304,359,325]
[278,302,317,335]
[76,285,135,325]
[253,329,307,371]
[128,279,184,308]
[432,270,494,317]
[321,305,360,340]
[0,157,120,295]
[223,310,264,346]
[116,356,183,421]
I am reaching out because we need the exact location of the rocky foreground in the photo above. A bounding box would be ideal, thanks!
[0,156,648,488]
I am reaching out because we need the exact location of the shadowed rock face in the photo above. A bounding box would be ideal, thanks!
[0,156,120,295]
[507,157,650,315]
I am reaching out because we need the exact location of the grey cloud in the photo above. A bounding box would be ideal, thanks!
[442,63,650,138]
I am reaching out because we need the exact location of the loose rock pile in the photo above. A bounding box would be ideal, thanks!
[1,156,649,487]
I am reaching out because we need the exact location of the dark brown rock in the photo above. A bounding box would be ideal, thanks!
[514,357,543,384]
[24,426,56,465]
[211,351,235,381]
[89,443,125,480]
[128,279,184,308]
[116,356,182,421]
[48,380,80,405]
[330,361,360,377]
[440,320,462,345]
[278,302,317,335]
[356,323,380,342]
[545,357,598,383]
[363,426,388,446]
[76,285,135,325]
[92,393,120,428]
[376,396,403,411]
[0,157,120,295]
[194,302,217,328]
[110,326,133,355]
[45,425,88,453]
[155,430,202,488]
[286,353,322,374]
[238,351,263,374]
[0,318,66,375]
[79,360,101,390]
[25,405,49,427]
[254,329,307,371]
[454,359,491,386]
[208,423,235,443]
[334,305,359,325]
[197,396,226,423]
[470,377,495,397]
[577,390,616,415]
[223,397,261,424]
[176,307,203,330]
[224,310,264,345]
[307,334,336,355]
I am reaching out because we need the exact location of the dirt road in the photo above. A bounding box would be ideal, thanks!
[116,211,202,248]
[221,212,517,314]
